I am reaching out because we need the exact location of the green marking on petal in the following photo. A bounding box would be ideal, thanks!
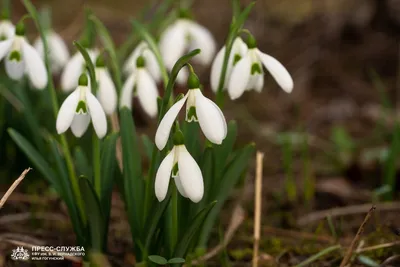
[0,35,6,41]
[251,63,262,75]
[186,106,198,122]
[9,51,21,62]
[76,100,87,114]
[136,56,145,68]
[172,163,179,177]
[233,54,242,66]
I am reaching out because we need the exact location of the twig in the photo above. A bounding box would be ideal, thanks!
[294,245,342,267]
[297,202,400,226]
[357,241,400,253]
[0,168,31,209]
[253,152,264,267]
[339,206,376,267]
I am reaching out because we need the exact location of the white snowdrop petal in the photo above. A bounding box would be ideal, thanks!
[0,39,13,60]
[33,37,44,58]
[22,40,48,89]
[187,21,216,65]
[254,74,264,92]
[86,91,108,138]
[210,46,225,93]
[256,49,293,93]
[0,21,15,39]
[97,69,117,115]
[177,145,204,203]
[227,54,251,100]
[136,69,159,118]
[56,89,80,134]
[174,176,187,198]
[70,113,91,137]
[155,94,188,150]
[143,49,161,82]
[195,90,227,144]
[61,52,84,92]
[48,32,70,72]
[176,67,188,85]
[5,52,24,80]
[123,42,147,75]
[159,22,186,70]
[120,74,136,110]
[155,148,175,202]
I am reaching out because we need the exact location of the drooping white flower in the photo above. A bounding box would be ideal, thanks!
[33,30,70,74]
[159,17,216,84]
[60,48,98,92]
[210,37,248,93]
[95,55,117,115]
[155,72,227,150]
[0,20,15,40]
[120,55,159,118]
[56,74,107,138]
[155,132,204,203]
[123,41,161,82]
[228,35,294,100]
[0,23,47,89]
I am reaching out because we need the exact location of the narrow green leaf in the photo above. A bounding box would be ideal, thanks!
[148,255,168,265]
[141,134,154,160]
[74,147,92,180]
[100,133,118,210]
[79,176,104,252]
[182,121,201,160]
[8,128,58,191]
[168,258,185,264]
[213,121,237,181]
[383,122,400,200]
[198,144,255,247]
[120,108,144,240]
[173,201,217,260]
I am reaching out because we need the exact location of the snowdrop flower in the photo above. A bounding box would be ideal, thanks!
[210,37,248,93]
[0,20,15,40]
[155,131,203,202]
[120,55,159,118]
[123,41,161,82]
[155,71,227,150]
[60,48,98,92]
[228,35,293,100]
[0,22,47,89]
[33,30,70,74]
[159,14,216,84]
[56,74,107,138]
[95,55,117,115]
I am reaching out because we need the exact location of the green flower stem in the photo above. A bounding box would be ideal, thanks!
[74,41,102,198]
[215,2,255,108]
[171,185,178,249]
[21,0,86,223]
[1,0,11,19]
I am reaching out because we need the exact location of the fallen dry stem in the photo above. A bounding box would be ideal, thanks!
[0,168,31,210]
[339,206,376,267]
[356,240,400,253]
[253,152,264,267]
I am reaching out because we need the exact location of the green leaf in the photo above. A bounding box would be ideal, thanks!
[213,121,237,181]
[120,108,144,240]
[74,147,92,181]
[73,41,97,93]
[90,15,122,92]
[182,121,201,160]
[8,128,58,191]
[168,258,185,264]
[141,134,154,160]
[198,144,255,247]
[148,255,167,265]
[79,176,104,252]
[100,133,118,211]
[173,201,217,259]
[383,122,400,200]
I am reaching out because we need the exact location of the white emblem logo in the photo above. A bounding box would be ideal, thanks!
[11,247,30,261]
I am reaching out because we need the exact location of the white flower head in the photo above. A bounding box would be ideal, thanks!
[0,22,47,89]
[159,14,216,84]
[95,55,117,115]
[228,35,294,100]
[155,131,204,203]
[210,37,248,93]
[123,41,161,82]
[0,20,15,40]
[120,55,159,118]
[33,30,70,74]
[56,73,107,138]
[155,71,227,150]
[60,48,98,92]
